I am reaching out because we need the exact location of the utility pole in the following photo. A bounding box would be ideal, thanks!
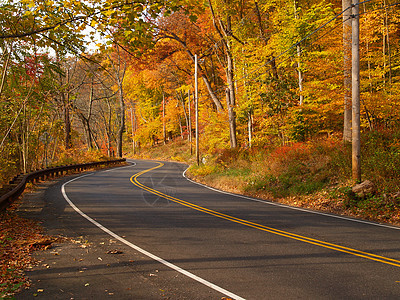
[352,0,361,182]
[188,89,192,155]
[343,0,352,142]
[195,54,199,165]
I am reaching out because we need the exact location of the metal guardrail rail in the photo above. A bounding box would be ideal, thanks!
[0,158,126,210]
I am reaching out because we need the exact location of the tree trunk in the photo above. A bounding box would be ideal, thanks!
[162,31,224,112]
[130,107,136,155]
[64,96,72,149]
[226,52,238,148]
[293,1,304,105]
[383,0,392,86]
[116,82,125,157]
[248,111,252,148]
[86,78,95,149]
[107,49,127,158]
[208,0,238,148]
[0,45,11,99]
[254,0,279,80]
[226,88,237,148]
[60,67,72,149]
[162,90,167,144]
[178,91,189,138]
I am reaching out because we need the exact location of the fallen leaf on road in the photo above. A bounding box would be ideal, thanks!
[106,250,123,254]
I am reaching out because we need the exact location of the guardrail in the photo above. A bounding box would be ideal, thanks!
[0,158,126,210]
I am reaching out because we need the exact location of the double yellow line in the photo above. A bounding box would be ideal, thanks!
[130,162,400,268]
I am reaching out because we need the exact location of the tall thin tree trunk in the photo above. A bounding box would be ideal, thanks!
[180,46,223,111]
[64,96,71,149]
[293,0,304,105]
[130,107,135,155]
[86,78,95,149]
[248,112,252,148]
[179,91,189,136]
[60,67,72,149]
[116,82,125,157]
[225,16,238,149]
[254,0,279,79]
[178,117,184,139]
[22,102,28,173]
[162,90,166,144]
[382,0,392,87]
[107,49,127,158]
[0,45,11,99]
[208,0,237,148]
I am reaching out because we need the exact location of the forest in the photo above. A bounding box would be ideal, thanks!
[1,0,400,221]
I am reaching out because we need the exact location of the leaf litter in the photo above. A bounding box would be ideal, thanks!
[0,203,63,298]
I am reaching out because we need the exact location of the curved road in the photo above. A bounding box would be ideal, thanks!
[19,159,400,299]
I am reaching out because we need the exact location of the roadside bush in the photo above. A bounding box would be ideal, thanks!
[244,139,341,198]
[361,129,400,193]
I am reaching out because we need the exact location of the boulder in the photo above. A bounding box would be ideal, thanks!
[352,180,376,198]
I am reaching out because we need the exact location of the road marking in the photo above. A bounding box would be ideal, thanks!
[131,162,400,269]
[182,168,400,231]
[62,172,245,300]
[100,162,137,173]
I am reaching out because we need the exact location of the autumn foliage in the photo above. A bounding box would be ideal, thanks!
[1,1,400,296]
[0,1,399,218]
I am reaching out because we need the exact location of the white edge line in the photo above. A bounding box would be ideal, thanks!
[99,162,137,173]
[61,172,245,300]
[182,168,400,231]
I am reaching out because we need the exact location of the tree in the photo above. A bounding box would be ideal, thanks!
[208,0,239,148]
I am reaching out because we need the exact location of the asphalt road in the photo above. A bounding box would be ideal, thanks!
[18,159,400,299]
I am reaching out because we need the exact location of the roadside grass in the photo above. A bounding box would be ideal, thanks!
[136,130,400,226]
[130,139,194,163]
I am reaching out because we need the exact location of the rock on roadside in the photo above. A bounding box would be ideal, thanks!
[352,180,376,198]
